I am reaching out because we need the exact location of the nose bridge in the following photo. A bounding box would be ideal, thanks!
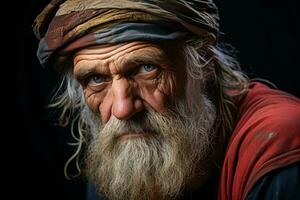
[111,77,137,120]
[113,76,132,100]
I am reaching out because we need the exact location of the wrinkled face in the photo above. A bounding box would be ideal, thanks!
[72,41,215,200]
[73,41,185,125]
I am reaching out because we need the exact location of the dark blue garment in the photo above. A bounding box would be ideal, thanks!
[86,180,106,200]
[246,162,300,200]
[86,163,300,200]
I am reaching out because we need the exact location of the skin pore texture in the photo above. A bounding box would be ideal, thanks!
[73,41,185,125]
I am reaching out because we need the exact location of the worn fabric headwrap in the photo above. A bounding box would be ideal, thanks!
[33,0,219,73]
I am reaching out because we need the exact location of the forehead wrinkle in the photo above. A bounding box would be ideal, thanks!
[75,42,154,61]
[110,47,170,74]
[74,42,172,76]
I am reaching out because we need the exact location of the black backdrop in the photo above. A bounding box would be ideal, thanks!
[8,0,299,199]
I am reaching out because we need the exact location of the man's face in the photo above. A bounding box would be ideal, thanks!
[73,41,185,125]
[73,41,215,200]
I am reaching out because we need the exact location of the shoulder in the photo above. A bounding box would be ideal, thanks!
[231,81,300,150]
[232,82,300,159]
[236,81,300,127]
[233,82,300,154]
[219,81,300,200]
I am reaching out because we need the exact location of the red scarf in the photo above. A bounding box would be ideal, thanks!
[219,82,300,200]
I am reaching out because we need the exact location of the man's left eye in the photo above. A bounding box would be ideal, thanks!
[139,64,157,73]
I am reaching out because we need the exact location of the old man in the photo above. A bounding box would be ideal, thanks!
[33,0,300,199]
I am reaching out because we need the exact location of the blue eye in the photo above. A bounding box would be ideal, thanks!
[87,75,105,85]
[140,64,157,73]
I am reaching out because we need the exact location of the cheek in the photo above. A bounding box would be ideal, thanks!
[138,71,182,112]
[158,70,185,100]
[84,88,113,123]
[83,89,106,113]
[139,86,166,113]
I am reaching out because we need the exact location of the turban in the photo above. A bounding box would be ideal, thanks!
[33,0,219,73]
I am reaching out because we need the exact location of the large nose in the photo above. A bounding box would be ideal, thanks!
[111,77,144,120]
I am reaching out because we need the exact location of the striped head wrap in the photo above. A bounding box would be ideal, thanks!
[33,0,219,73]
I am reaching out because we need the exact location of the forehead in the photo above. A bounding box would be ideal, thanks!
[72,41,181,75]
[74,41,169,63]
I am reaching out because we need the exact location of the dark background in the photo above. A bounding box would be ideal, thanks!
[8,0,299,199]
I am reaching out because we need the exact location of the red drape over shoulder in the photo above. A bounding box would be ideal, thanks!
[219,82,300,200]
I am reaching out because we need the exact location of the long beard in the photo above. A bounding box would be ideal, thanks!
[84,95,216,200]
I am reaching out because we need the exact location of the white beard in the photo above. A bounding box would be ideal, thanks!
[84,95,216,200]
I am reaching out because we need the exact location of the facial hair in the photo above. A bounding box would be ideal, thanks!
[84,95,216,200]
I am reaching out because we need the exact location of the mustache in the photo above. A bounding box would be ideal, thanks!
[100,109,165,140]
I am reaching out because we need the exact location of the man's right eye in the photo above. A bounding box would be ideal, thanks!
[85,75,106,86]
